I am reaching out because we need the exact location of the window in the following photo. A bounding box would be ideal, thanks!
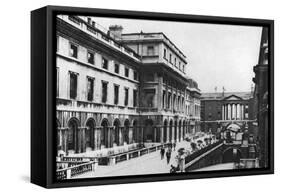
[69,72,78,99]
[87,77,94,101]
[101,81,108,103]
[114,63,120,74]
[56,36,59,52]
[167,93,171,109]
[87,51,95,64]
[179,61,181,70]
[124,88,129,106]
[114,84,119,105]
[133,89,137,107]
[125,67,129,77]
[174,58,177,66]
[56,68,59,97]
[102,58,108,69]
[147,46,155,56]
[70,43,78,58]
[164,48,167,59]
[169,53,172,63]
[133,71,138,81]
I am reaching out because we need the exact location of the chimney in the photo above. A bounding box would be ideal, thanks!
[109,25,123,40]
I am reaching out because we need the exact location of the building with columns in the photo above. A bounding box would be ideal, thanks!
[56,15,201,156]
[200,92,254,134]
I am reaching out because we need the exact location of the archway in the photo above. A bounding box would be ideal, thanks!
[85,118,95,151]
[124,119,130,144]
[113,119,121,146]
[67,118,79,153]
[224,123,241,141]
[101,119,109,148]
[178,120,182,141]
[144,119,154,142]
[174,120,178,142]
[57,119,62,153]
[133,120,138,143]
[169,120,173,142]
[163,119,168,143]
[222,147,242,163]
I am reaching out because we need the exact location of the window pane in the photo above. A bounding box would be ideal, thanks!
[102,82,108,103]
[70,73,77,99]
[87,52,94,64]
[70,44,78,58]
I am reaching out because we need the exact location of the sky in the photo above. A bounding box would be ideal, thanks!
[90,16,262,93]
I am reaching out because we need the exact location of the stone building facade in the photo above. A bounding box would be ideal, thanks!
[252,27,269,168]
[200,92,254,134]
[56,15,201,156]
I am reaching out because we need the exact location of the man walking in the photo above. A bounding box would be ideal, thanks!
[166,148,172,164]
[160,147,165,160]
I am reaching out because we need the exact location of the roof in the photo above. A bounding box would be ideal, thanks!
[121,32,187,61]
[200,92,253,101]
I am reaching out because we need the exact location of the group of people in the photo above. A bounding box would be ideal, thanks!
[160,142,176,164]
[160,142,186,173]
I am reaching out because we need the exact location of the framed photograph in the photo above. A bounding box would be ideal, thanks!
[31,5,274,188]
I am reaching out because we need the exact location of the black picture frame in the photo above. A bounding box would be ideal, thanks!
[31,5,274,188]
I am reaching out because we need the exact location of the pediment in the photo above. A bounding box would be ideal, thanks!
[223,95,243,101]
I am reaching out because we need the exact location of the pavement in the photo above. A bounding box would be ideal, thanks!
[73,140,192,179]
[72,134,215,179]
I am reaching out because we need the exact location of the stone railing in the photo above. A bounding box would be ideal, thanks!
[56,161,97,180]
[105,143,170,165]
[184,140,223,165]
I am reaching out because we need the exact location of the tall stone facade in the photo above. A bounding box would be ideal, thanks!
[252,27,269,168]
[56,15,201,156]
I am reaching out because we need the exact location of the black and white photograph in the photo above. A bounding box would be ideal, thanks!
[55,14,270,180]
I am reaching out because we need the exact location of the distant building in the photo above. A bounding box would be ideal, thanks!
[56,15,201,156]
[200,92,254,134]
[252,27,269,168]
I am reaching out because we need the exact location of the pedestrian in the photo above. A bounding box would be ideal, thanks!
[160,147,165,160]
[173,142,176,151]
[166,148,171,164]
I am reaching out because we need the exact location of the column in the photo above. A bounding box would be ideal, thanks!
[222,105,224,120]
[235,104,238,120]
[242,104,245,120]
[224,104,228,120]
[228,104,231,120]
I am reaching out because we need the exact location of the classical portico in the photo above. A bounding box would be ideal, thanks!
[222,103,246,120]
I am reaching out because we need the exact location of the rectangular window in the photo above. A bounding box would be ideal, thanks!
[87,51,95,64]
[174,58,177,66]
[114,84,119,105]
[164,48,167,59]
[70,43,78,58]
[125,67,129,77]
[133,89,137,107]
[147,46,155,56]
[102,58,108,69]
[87,77,94,101]
[133,71,138,81]
[167,93,171,109]
[101,81,108,103]
[114,63,120,74]
[124,88,129,106]
[69,72,78,99]
[56,68,59,97]
[169,53,172,63]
